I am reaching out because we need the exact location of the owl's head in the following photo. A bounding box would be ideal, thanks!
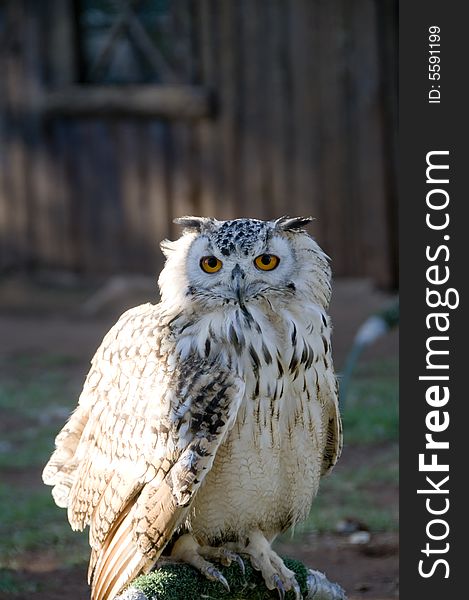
[158,217,331,312]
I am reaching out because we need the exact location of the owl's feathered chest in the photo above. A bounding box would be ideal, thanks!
[165,300,334,540]
[161,298,334,540]
[167,299,332,426]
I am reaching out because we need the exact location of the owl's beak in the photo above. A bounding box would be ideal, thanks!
[231,264,246,308]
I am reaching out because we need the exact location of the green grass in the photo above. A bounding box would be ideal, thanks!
[0,484,88,569]
[0,363,81,471]
[0,569,39,595]
[342,358,399,444]
[0,353,88,570]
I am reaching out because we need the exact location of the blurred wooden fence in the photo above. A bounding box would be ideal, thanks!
[0,0,397,287]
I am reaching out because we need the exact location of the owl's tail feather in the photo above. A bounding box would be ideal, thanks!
[90,503,148,600]
[88,496,133,584]
[90,478,189,600]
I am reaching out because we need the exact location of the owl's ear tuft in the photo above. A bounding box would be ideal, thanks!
[160,239,177,257]
[274,216,314,231]
[173,216,216,233]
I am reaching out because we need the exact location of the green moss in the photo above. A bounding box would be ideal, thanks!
[132,558,308,600]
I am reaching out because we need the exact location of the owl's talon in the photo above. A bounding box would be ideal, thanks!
[230,531,304,599]
[273,574,286,599]
[204,567,230,592]
[171,534,235,592]
[219,549,243,571]
[233,553,246,575]
[292,580,302,600]
[197,546,244,575]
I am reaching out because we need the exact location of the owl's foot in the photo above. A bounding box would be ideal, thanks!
[228,530,302,600]
[170,533,245,592]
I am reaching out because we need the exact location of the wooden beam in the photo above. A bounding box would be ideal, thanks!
[47,0,78,86]
[38,85,213,120]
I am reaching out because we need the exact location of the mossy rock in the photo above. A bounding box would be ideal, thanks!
[119,557,346,600]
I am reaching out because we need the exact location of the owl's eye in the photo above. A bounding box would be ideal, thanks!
[200,256,223,273]
[254,254,280,271]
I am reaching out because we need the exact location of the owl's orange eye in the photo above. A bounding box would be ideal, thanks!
[200,256,223,273]
[254,254,280,271]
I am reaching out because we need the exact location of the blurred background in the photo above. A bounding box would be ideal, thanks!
[0,1,398,599]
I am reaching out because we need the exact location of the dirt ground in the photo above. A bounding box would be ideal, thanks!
[0,274,398,599]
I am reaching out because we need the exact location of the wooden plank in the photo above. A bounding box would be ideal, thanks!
[40,85,213,120]
[345,0,391,286]
[237,0,265,219]
[142,120,171,267]
[28,134,61,268]
[2,0,31,268]
[168,0,202,230]
[172,0,194,82]
[0,122,8,268]
[2,136,29,267]
[24,1,62,268]
[266,0,293,219]
[375,0,398,288]
[288,0,322,228]
[192,0,219,219]
[0,6,11,269]
[314,0,348,273]
[49,119,76,270]
[89,120,123,273]
[58,121,84,272]
[167,122,197,234]
[73,120,103,273]
[0,144,7,269]
[46,0,77,86]
[337,0,364,278]
[117,120,172,274]
[62,119,122,275]
[215,0,241,220]
[116,121,146,272]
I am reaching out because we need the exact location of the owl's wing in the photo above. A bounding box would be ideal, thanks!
[42,303,244,600]
[319,374,343,476]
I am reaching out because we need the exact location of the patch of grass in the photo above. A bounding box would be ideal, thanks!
[341,358,398,444]
[303,498,397,533]
[0,424,63,470]
[0,360,81,418]
[0,484,89,569]
[0,354,82,470]
[349,452,398,486]
[3,352,82,370]
[0,569,38,594]
[0,376,62,416]
[0,353,88,571]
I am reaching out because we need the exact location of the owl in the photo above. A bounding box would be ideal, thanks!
[42,216,342,600]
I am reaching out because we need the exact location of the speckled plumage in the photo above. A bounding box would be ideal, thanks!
[42,216,342,600]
